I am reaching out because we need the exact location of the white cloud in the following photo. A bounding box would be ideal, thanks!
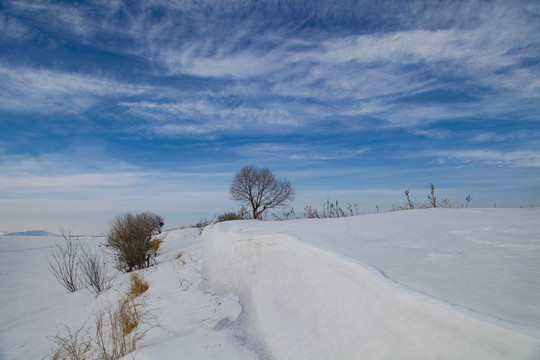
[229,142,371,163]
[0,65,158,114]
[160,42,284,79]
[3,0,539,137]
[121,99,301,136]
[0,13,34,40]
[432,150,540,168]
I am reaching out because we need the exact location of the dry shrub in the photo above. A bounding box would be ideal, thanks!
[129,273,149,298]
[216,209,247,222]
[106,212,164,272]
[49,227,115,295]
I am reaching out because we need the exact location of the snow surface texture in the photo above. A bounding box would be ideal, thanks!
[1,208,539,359]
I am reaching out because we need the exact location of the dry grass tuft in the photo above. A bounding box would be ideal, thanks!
[45,323,91,360]
[119,297,139,336]
[149,238,163,256]
[94,295,155,359]
[45,294,157,360]
[129,273,149,298]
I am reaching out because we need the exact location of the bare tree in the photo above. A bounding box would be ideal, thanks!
[48,227,81,292]
[230,166,295,220]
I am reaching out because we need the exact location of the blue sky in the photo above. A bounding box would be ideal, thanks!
[1,0,539,233]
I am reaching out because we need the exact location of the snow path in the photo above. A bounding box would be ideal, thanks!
[127,229,258,360]
[203,208,540,359]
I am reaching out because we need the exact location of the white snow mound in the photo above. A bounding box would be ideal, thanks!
[203,209,540,359]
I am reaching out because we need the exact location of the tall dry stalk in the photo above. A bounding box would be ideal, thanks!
[79,245,114,295]
[48,228,81,292]
[94,295,155,359]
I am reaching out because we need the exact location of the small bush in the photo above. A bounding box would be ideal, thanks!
[106,212,164,272]
[216,211,244,222]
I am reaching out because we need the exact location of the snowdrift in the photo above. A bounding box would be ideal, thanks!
[203,208,540,359]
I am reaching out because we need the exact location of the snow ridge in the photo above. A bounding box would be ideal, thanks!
[203,217,540,359]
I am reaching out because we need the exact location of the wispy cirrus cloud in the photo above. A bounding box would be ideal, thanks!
[228,142,371,164]
[0,13,34,40]
[430,150,540,168]
[148,5,539,133]
[3,0,539,136]
[120,98,303,136]
[0,65,156,114]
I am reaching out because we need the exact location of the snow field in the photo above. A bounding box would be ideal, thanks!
[1,208,539,359]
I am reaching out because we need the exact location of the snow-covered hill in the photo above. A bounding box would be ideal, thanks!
[1,208,539,359]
